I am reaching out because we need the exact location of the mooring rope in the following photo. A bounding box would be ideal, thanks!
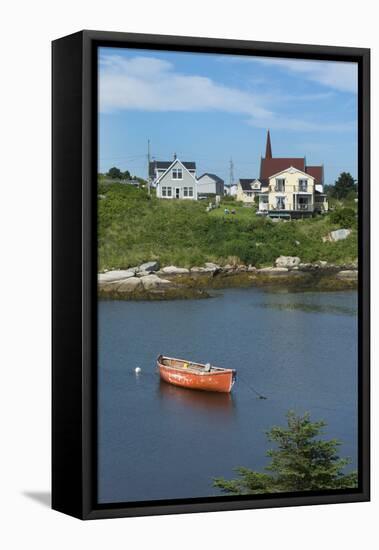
[238,373,268,400]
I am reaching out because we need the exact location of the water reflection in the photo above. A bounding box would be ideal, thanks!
[158,379,235,417]
[259,302,356,316]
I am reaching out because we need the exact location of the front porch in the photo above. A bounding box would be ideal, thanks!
[292,192,313,212]
[258,192,314,219]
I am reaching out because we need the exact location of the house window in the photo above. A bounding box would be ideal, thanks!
[276,196,285,210]
[167,187,172,197]
[183,187,188,197]
[162,186,167,197]
[188,187,193,197]
[275,178,285,192]
[245,191,253,197]
[172,168,183,179]
[298,179,308,192]
[298,196,309,210]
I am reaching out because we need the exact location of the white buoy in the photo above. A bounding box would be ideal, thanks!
[135,367,141,374]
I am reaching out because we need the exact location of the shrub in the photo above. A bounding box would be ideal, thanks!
[329,208,357,229]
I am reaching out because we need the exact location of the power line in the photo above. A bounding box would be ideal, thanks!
[99,153,146,161]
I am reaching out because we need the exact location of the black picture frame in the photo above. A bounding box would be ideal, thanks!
[52,30,370,520]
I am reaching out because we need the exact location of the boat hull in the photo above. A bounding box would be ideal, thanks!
[157,356,235,393]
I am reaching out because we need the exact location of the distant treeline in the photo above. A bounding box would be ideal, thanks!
[98,166,147,185]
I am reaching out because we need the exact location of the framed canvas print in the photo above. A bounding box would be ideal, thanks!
[52,30,370,519]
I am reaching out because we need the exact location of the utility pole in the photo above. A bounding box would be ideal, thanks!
[229,157,234,188]
[147,139,151,195]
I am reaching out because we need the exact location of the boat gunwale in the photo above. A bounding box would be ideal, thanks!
[157,355,235,376]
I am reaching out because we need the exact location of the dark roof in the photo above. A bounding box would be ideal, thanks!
[238,178,257,191]
[149,160,196,178]
[305,165,324,185]
[198,173,224,184]
[260,157,305,183]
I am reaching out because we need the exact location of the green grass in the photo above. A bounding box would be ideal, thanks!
[98,183,358,271]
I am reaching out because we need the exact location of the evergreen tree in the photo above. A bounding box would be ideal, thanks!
[214,411,358,495]
[332,172,357,199]
[107,166,122,179]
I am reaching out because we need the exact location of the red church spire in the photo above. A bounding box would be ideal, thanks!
[265,129,272,159]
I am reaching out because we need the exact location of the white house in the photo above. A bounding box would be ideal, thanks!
[155,158,198,200]
[197,173,224,197]
[149,157,196,186]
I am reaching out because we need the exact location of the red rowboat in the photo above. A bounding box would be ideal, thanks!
[157,355,236,393]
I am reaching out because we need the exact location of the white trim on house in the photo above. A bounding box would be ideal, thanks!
[268,166,315,181]
[171,167,183,180]
[155,158,197,185]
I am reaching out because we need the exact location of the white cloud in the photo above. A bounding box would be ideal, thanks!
[99,55,270,118]
[99,54,355,132]
[255,57,358,93]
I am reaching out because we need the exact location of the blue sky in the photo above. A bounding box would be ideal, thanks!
[98,47,358,185]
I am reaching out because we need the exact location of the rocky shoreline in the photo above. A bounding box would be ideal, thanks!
[98,257,358,301]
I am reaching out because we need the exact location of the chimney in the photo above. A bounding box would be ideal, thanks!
[173,152,177,160]
[265,130,272,159]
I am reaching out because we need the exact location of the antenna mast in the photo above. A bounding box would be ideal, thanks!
[229,158,234,187]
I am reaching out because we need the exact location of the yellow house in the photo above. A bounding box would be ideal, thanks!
[236,179,267,203]
[255,130,329,218]
[258,166,328,218]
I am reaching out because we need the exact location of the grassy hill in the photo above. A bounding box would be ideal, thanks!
[98,183,358,272]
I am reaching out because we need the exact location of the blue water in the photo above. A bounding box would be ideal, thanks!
[98,288,358,503]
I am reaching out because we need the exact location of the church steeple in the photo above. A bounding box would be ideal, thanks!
[265,129,272,159]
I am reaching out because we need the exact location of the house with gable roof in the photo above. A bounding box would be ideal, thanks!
[149,156,196,184]
[153,155,198,200]
[197,173,224,197]
[236,178,266,203]
[263,165,316,214]
[258,130,328,217]
[237,131,328,217]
